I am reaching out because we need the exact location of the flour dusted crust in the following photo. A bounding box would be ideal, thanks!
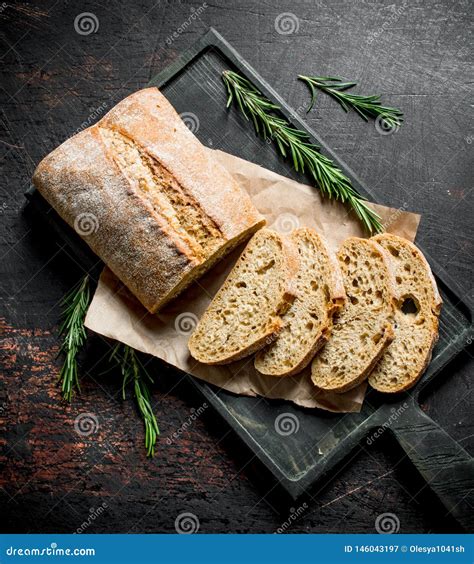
[99,89,264,241]
[32,88,265,312]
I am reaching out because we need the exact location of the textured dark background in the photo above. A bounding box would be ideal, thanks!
[1,0,473,534]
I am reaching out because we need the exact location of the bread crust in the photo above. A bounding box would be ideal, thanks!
[33,87,265,313]
[369,234,442,393]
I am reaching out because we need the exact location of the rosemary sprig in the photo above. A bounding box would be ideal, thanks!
[222,70,383,234]
[110,343,159,457]
[58,275,90,401]
[57,278,159,455]
[298,75,403,131]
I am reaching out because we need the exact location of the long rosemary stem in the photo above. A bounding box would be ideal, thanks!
[222,70,383,234]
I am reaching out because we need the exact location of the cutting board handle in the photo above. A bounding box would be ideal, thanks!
[390,403,473,531]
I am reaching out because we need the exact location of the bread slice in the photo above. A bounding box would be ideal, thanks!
[368,234,442,393]
[311,237,396,393]
[254,228,345,377]
[188,229,299,364]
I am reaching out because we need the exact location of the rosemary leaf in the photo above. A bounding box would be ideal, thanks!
[110,344,160,457]
[299,75,403,131]
[58,275,90,402]
[222,70,383,234]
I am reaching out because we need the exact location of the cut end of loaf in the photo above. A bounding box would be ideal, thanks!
[149,221,266,313]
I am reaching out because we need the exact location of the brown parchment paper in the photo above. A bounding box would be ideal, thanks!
[84,150,420,413]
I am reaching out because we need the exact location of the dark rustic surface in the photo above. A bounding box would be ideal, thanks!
[1,0,472,534]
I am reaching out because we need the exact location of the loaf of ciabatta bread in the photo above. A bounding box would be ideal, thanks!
[254,228,345,377]
[311,237,396,393]
[188,229,299,364]
[368,234,442,393]
[33,88,265,313]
